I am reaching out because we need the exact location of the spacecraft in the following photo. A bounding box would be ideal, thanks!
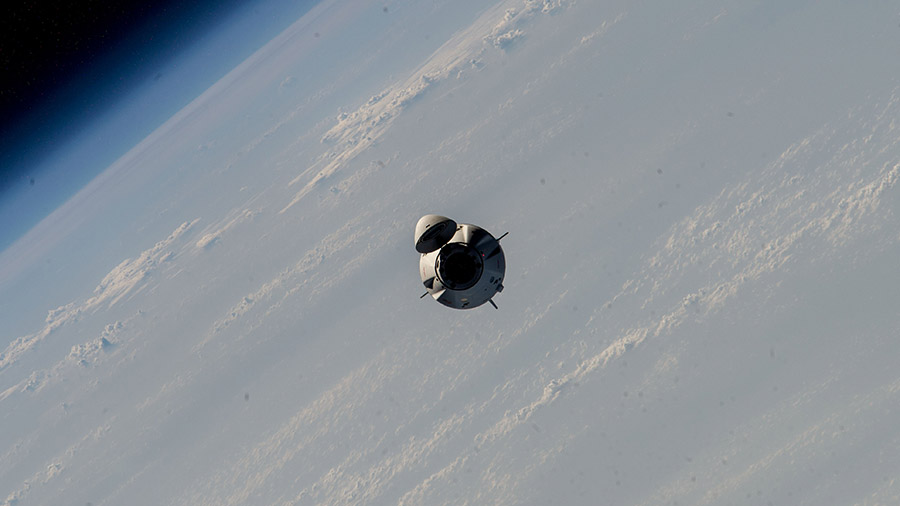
[415,214,506,309]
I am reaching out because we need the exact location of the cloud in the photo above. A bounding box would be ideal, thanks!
[0,220,197,374]
[195,210,256,250]
[280,0,571,214]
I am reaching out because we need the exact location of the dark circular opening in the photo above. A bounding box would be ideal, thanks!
[444,252,477,283]
[436,243,484,290]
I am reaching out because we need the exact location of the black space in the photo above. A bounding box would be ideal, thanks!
[0,0,244,192]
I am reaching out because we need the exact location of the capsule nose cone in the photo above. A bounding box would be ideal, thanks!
[415,215,457,253]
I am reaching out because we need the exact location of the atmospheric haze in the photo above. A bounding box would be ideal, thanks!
[2,0,900,504]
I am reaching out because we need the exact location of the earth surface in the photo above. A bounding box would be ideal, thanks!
[2,1,900,505]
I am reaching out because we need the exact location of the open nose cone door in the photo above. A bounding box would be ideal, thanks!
[415,215,457,253]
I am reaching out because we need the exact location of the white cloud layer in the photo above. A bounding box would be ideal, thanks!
[2,0,900,505]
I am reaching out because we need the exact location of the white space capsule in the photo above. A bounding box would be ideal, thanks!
[415,215,506,309]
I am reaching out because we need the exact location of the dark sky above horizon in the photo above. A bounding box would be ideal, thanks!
[0,0,318,253]
[1,0,247,186]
